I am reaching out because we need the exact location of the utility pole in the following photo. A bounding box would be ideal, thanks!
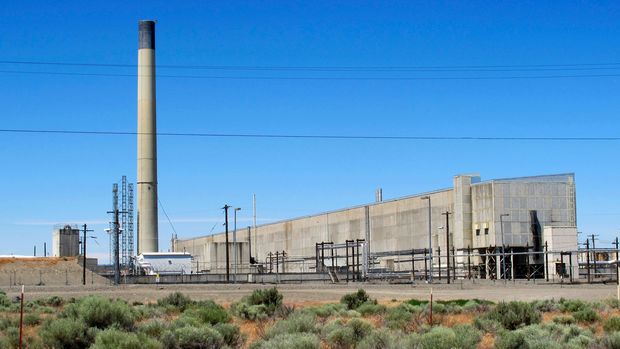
[591,234,599,278]
[82,224,94,286]
[222,205,231,282]
[614,237,619,284]
[441,211,451,284]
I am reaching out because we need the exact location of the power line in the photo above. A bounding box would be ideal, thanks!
[1,59,620,71]
[0,128,618,142]
[1,69,619,81]
[158,198,178,237]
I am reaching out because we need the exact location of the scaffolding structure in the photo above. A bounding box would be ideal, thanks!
[121,176,128,267]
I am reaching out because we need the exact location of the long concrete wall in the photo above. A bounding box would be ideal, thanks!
[175,173,577,274]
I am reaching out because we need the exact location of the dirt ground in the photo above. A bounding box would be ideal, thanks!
[0,257,109,286]
[3,281,618,305]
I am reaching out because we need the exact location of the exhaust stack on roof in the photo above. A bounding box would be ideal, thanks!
[137,20,158,253]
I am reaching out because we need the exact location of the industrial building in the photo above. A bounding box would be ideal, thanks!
[124,22,581,282]
[52,224,81,257]
[174,173,578,280]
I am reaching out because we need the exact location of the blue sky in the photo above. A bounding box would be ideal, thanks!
[0,1,619,262]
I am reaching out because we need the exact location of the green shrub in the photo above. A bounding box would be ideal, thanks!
[251,333,320,349]
[495,323,594,349]
[341,289,370,310]
[553,315,576,325]
[356,329,399,349]
[158,292,194,311]
[183,300,230,325]
[429,302,446,314]
[531,299,559,312]
[39,318,95,349]
[495,325,559,349]
[324,319,373,349]
[356,301,386,316]
[417,326,458,349]
[462,300,488,312]
[407,299,428,306]
[348,318,373,339]
[0,336,10,349]
[39,306,54,314]
[559,299,589,313]
[91,328,162,349]
[232,302,270,320]
[24,312,41,326]
[473,317,503,333]
[573,308,599,323]
[44,295,65,307]
[484,301,541,330]
[326,326,357,349]
[345,310,361,317]
[2,327,19,348]
[214,323,245,348]
[265,312,319,339]
[601,332,620,349]
[304,303,346,317]
[385,305,413,330]
[233,288,283,320]
[62,296,135,330]
[606,298,620,309]
[605,316,620,333]
[453,324,482,348]
[247,288,283,314]
[139,319,169,339]
[0,316,17,330]
[160,325,224,349]
[0,292,12,308]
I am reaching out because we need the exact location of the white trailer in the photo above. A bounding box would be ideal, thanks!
[136,252,192,275]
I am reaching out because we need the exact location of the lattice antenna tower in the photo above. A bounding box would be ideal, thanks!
[127,183,135,264]
[121,176,128,267]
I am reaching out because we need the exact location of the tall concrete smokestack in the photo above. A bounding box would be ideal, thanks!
[137,20,158,253]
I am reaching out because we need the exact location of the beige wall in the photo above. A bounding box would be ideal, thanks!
[175,174,577,274]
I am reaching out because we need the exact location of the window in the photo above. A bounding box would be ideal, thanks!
[484,228,489,235]
[476,229,480,236]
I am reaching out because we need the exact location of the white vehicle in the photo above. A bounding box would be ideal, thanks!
[135,252,192,275]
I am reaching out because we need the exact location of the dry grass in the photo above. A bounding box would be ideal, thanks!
[0,257,72,267]
[441,312,476,327]
[477,333,495,349]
